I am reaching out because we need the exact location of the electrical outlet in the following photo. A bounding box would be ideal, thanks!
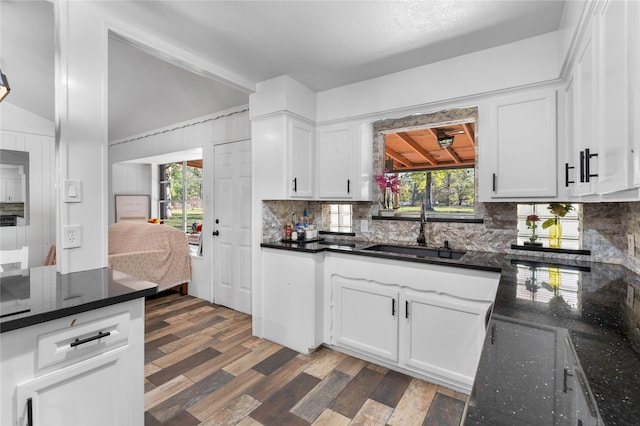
[360,219,369,233]
[628,234,635,255]
[626,285,634,309]
[63,225,82,249]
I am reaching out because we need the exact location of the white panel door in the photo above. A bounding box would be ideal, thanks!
[214,140,252,314]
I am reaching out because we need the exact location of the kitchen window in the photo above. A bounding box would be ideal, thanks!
[159,161,203,233]
[328,204,353,232]
[517,203,581,249]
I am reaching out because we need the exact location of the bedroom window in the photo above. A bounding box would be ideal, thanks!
[159,161,203,232]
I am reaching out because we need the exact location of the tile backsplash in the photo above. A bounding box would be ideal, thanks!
[263,200,640,274]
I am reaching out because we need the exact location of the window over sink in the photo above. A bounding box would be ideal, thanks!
[375,107,478,218]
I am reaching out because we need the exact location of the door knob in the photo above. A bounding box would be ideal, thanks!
[212,230,220,236]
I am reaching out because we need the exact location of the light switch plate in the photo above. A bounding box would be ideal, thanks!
[360,219,369,232]
[64,179,82,203]
[626,285,634,308]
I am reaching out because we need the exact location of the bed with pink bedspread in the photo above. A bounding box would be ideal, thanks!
[108,221,191,294]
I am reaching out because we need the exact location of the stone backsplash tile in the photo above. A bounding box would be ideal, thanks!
[262,200,640,274]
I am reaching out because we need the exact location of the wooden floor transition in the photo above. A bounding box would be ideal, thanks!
[144,291,467,425]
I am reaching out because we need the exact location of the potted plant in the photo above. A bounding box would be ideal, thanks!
[375,169,400,216]
[541,203,574,248]
[524,214,542,246]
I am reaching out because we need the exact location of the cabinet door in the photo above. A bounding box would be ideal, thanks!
[401,290,491,389]
[288,118,314,198]
[317,125,354,199]
[595,0,630,194]
[262,250,319,354]
[334,276,398,362]
[16,347,135,426]
[488,88,557,198]
[573,17,597,196]
[631,1,640,188]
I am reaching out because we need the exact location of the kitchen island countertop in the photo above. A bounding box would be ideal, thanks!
[0,266,157,333]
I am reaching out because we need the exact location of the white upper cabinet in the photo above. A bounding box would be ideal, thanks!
[485,88,558,199]
[289,118,314,198]
[567,0,640,199]
[316,122,372,201]
[317,124,355,199]
[252,113,315,199]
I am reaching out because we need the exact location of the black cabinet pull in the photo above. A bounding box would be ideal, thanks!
[565,163,575,187]
[405,301,409,319]
[347,179,351,194]
[292,177,297,192]
[391,299,395,316]
[585,148,598,182]
[492,173,496,192]
[27,397,33,426]
[579,151,585,182]
[212,230,219,236]
[70,331,111,348]
[563,368,574,393]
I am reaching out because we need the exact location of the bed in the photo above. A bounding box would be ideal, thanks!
[108,221,191,295]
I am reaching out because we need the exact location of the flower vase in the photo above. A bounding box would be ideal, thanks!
[549,218,562,248]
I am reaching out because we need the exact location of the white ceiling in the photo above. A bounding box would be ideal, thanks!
[1,0,566,143]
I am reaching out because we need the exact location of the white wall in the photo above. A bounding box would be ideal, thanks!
[0,102,55,267]
[316,31,562,124]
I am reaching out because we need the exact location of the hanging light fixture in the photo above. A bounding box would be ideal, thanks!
[437,129,454,148]
[0,68,10,102]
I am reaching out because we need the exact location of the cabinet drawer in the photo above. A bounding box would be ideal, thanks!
[37,311,130,369]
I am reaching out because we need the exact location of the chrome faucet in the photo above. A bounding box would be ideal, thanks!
[417,203,427,246]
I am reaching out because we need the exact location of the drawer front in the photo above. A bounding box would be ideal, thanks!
[37,311,130,369]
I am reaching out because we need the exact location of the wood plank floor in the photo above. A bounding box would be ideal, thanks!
[144,291,467,426]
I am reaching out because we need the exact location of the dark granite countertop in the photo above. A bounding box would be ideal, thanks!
[261,240,640,425]
[0,266,158,333]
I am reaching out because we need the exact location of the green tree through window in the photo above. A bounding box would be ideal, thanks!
[396,168,475,215]
[159,161,203,231]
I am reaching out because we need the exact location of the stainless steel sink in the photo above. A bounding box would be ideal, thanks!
[363,244,466,260]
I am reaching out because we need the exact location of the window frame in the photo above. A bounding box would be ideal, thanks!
[158,161,203,232]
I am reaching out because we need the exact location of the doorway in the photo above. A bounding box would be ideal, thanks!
[213,140,252,314]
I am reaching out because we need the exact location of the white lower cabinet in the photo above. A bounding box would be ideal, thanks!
[335,277,398,362]
[326,254,500,393]
[261,249,323,354]
[0,299,145,426]
[401,290,492,386]
[16,348,131,426]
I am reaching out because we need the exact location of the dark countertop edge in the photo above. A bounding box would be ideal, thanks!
[261,242,325,253]
[261,241,503,273]
[0,287,157,333]
[319,230,357,236]
[372,215,484,223]
[510,244,591,256]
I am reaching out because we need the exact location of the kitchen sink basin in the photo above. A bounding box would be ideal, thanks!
[363,244,466,260]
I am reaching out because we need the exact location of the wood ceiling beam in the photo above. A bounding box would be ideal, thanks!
[462,123,476,154]
[385,148,414,168]
[396,132,438,165]
[444,147,462,164]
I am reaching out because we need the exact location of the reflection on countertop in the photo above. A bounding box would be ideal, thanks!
[0,266,157,333]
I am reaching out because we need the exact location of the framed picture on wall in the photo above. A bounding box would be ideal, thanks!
[115,195,150,223]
